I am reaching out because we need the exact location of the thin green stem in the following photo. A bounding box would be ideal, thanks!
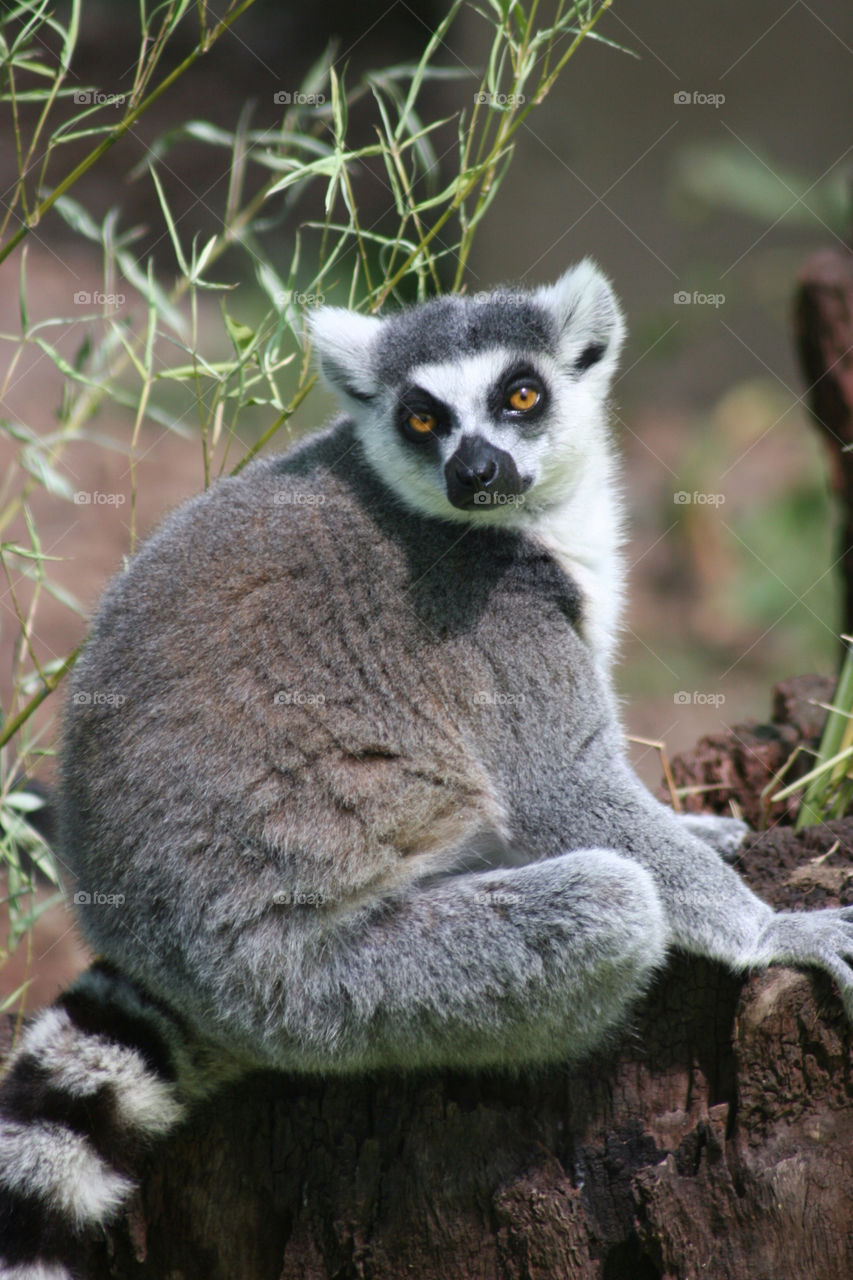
[0,644,82,750]
[796,640,853,828]
[0,0,258,267]
[230,374,317,476]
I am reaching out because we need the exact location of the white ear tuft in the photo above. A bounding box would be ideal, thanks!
[309,307,384,405]
[535,259,625,379]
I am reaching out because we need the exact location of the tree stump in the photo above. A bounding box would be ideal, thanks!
[794,244,853,640]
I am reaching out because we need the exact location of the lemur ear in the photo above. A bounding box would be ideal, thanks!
[535,259,625,380]
[309,308,384,404]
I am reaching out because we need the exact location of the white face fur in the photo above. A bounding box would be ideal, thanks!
[309,259,625,529]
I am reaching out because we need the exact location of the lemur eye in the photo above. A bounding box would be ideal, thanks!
[407,412,437,435]
[507,385,540,412]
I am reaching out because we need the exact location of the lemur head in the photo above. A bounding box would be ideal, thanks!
[310,260,624,525]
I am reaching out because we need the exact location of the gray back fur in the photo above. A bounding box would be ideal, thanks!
[61,418,607,1052]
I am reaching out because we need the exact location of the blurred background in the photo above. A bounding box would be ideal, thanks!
[2,0,852,1005]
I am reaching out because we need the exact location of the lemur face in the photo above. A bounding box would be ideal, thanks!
[310,260,625,525]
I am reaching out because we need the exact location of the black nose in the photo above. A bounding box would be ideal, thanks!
[444,435,526,511]
[454,454,497,490]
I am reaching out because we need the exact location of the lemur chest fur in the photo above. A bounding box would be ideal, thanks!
[530,469,625,675]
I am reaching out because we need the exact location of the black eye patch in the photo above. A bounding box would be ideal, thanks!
[487,364,549,427]
[574,342,606,373]
[397,386,451,444]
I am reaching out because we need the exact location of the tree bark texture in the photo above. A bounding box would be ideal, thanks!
[794,244,853,641]
[46,681,847,1280]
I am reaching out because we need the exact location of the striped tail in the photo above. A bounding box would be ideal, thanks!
[0,960,218,1279]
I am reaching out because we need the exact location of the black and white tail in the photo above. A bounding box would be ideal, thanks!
[0,960,218,1279]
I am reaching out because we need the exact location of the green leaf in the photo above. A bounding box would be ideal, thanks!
[393,0,466,143]
[72,332,92,373]
[116,247,187,336]
[223,312,256,355]
[0,981,33,1014]
[18,245,28,331]
[0,542,61,562]
[0,419,37,444]
[149,166,189,274]
[19,448,75,500]
[675,142,848,232]
[3,791,44,813]
[53,193,102,242]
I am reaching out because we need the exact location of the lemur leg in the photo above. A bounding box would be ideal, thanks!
[0,853,666,1274]
[239,849,667,1074]
[0,849,666,1273]
[675,812,749,862]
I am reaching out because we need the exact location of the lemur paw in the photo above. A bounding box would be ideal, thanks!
[755,908,853,1019]
[678,812,750,863]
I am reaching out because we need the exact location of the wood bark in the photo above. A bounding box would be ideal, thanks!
[794,244,853,640]
[56,679,848,1280]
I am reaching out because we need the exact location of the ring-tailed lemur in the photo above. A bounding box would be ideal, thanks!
[2,261,852,1279]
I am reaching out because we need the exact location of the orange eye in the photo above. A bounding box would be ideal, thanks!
[408,412,436,434]
[508,385,540,412]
